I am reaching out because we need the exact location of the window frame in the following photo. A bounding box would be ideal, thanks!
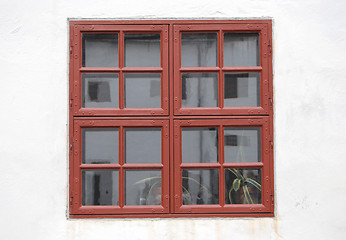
[173,23,271,116]
[71,24,169,116]
[173,118,272,214]
[69,20,274,218]
[71,119,170,215]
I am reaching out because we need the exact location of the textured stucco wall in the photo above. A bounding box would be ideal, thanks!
[1,0,346,239]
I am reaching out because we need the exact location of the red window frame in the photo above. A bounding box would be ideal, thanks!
[71,24,169,116]
[71,119,170,215]
[173,118,272,214]
[173,23,271,116]
[69,20,274,218]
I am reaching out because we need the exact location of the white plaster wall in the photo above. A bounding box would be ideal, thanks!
[1,0,346,239]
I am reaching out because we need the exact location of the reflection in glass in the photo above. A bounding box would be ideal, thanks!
[124,34,160,67]
[182,73,218,107]
[224,33,259,66]
[125,170,161,205]
[82,129,119,164]
[124,73,161,108]
[225,169,261,204]
[182,128,218,163]
[182,169,219,205]
[82,33,118,67]
[82,170,118,205]
[181,33,217,67]
[125,128,161,164]
[82,73,119,108]
[224,73,260,107]
[224,127,261,163]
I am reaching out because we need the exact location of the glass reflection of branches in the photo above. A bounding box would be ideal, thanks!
[224,128,262,204]
[182,169,219,205]
[126,171,161,206]
[225,169,261,204]
[133,176,162,205]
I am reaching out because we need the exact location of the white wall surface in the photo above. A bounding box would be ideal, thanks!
[1,0,346,239]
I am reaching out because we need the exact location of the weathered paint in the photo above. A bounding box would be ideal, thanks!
[0,0,346,239]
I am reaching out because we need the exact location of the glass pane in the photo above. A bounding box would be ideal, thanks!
[182,169,219,205]
[82,128,119,164]
[182,73,218,107]
[182,128,218,163]
[181,33,217,67]
[82,33,118,67]
[224,33,259,66]
[125,170,161,205]
[225,169,261,204]
[224,127,261,163]
[82,170,119,205]
[82,73,119,108]
[124,34,160,67]
[124,73,161,108]
[224,73,260,107]
[125,128,161,164]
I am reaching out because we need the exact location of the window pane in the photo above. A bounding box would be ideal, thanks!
[182,73,218,107]
[182,128,218,163]
[224,73,260,107]
[82,73,119,108]
[181,33,217,67]
[82,170,119,205]
[225,169,261,204]
[224,127,261,163]
[125,170,161,205]
[82,33,118,67]
[82,129,119,164]
[125,128,161,164]
[124,73,161,108]
[224,33,259,66]
[182,169,219,205]
[124,34,160,67]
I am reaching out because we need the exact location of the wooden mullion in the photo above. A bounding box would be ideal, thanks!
[222,66,262,72]
[219,124,225,207]
[122,164,164,169]
[223,162,264,168]
[180,67,220,72]
[180,163,221,169]
[219,29,224,110]
[121,67,163,72]
[80,67,121,72]
[119,126,125,208]
[80,164,121,169]
[119,31,125,109]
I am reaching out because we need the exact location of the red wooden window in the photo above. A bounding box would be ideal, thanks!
[69,20,274,218]
[70,24,169,116]
[174,24,271,116]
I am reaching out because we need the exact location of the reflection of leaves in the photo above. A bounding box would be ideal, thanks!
[133,176,161,205]
[243,185,253,204]
[182,186,192,204]
[228,168,244,181]
[233,178,241,191]
[146,180,161,205]
[182,176,211,194]
[246,178,261,191]
[134,175,213,205]
[228,185,234,204]
[227,168,261,204]
[181,176,212,205]
[134,176,160,185]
